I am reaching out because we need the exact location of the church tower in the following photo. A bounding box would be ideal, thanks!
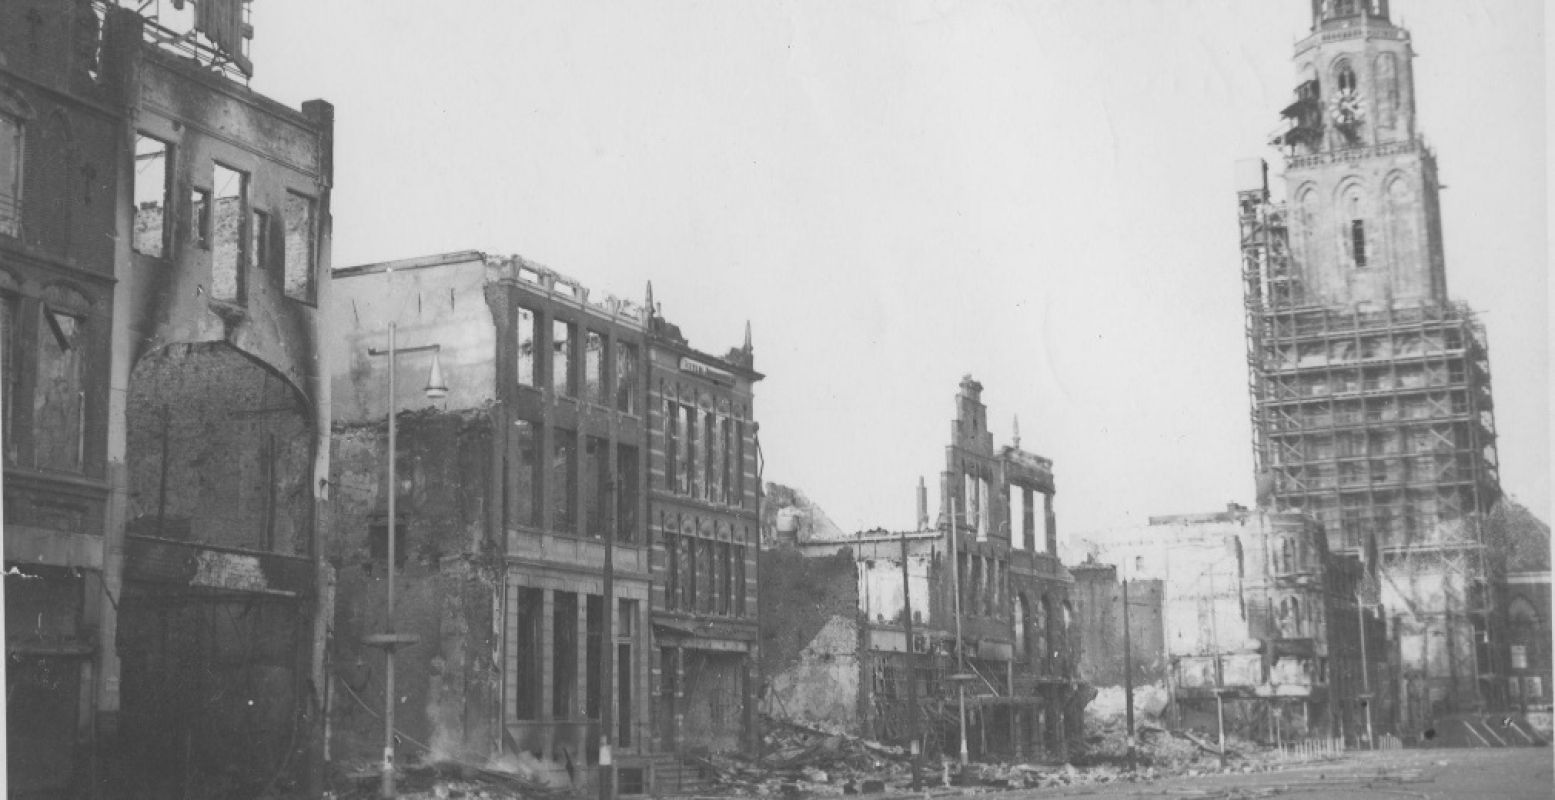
[1239,0,1505,730]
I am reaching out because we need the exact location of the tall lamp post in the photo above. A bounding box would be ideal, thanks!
[365,320,448,799]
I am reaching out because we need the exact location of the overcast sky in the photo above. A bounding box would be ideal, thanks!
[251,1,1547,539]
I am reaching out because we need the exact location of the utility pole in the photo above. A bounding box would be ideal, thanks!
[1122,578,1135,771]
[600,476,616,800]
[1357,594,1374,749]
[900,533,922,790]
[1208,570,1226,769]
[365,321,444,799]
[947,486,970,767]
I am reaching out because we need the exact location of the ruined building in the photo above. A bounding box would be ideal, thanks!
[763,377,1083,760]
[328,252,759,793]
[645,291,764,758]
[1080,507,1383,742]
[4,2,334,797]
[1243,0,1504,729]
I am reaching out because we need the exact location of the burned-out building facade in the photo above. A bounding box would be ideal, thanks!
[329,252,652,787]
[4,2,334,797]
[763,377,1083,761]
[328,252,760,792]
[1079,507,1385,742]
[645,298,763,756]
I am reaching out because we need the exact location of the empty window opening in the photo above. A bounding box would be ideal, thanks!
[512,419,539,527]
[133,135,169,257]
[251,209,270,271]
[210,164,247,302]
[552,320,574,396]
[35,306,86,472]
[1,289,16,462]
[0,112,21,237]
[614,342,638,414]
[516,306,538,387]
[584,330,605,405]
[190,187,211,249]
[586,595,603,720]
[551,430,576,533]
[1351,219,1368,267]
[514,588,543,720]
[584,435,608,538]
[553,592,578,719]
[616,443,639,542]
[282,191,316,303]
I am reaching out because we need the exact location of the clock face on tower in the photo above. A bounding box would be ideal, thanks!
[1330,87,1364,129]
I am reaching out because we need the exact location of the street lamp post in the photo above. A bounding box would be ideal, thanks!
[365,320,447,799]
[1122,578,1135,771]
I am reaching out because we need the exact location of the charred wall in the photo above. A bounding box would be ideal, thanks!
[328,410,500,765]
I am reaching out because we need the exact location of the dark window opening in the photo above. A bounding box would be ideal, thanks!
[734,419,746,508]
[734,544,747,616]
[682,404,697,495]
[616,444,639,542]
[514,588,543,720]
[686,535,698,610]
[665,530,680,610]
[586,595,603,720]
[551,430,576,533]
[702,410,715,500]
[133,135,169,257]
[368,519,408,570]
[664,396,678,491]
[720,416,733,505]
[553,592,578,719]
[1351,219,1368,267]
[617,598,637,746]
[584,435,608,538]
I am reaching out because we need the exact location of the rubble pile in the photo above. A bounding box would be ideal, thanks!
[331,755,573,800]
[697,716,914,795]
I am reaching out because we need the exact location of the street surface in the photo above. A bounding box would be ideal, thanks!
[985,747,1552,800]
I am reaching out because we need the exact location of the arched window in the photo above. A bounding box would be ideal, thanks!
[1341,185,1369,268]
[1335,62,1356,93]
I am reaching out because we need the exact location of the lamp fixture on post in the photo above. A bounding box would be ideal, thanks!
[364,320,446,799]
